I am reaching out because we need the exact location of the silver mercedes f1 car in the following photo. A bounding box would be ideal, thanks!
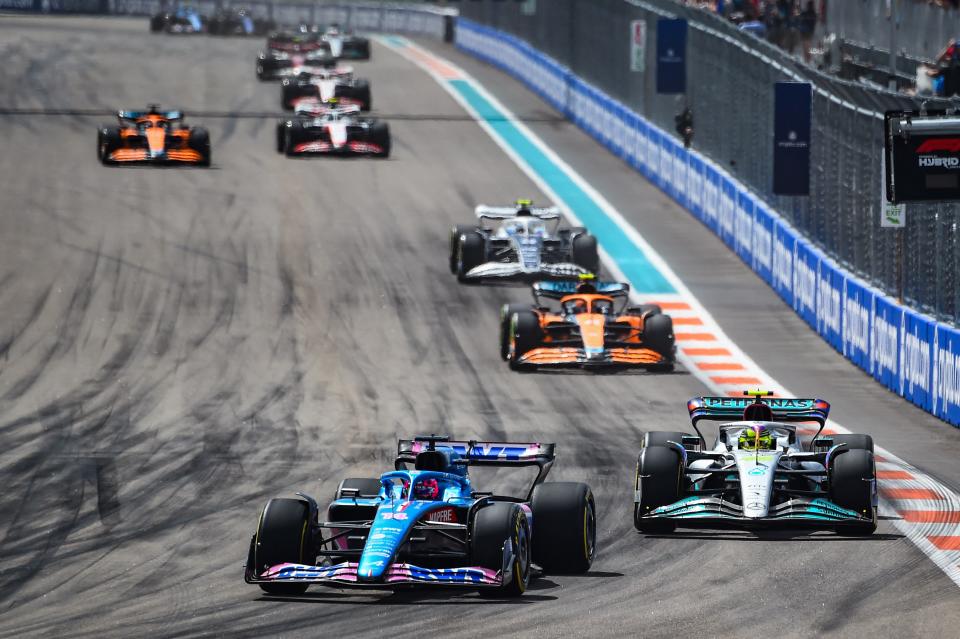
[634,392,878,535]
[448,199,599,283]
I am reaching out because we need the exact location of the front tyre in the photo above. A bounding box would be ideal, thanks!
[530,482,596,574]
[253,498,313,595]
[829,449,877,535]
[508,310,543,370]
[499,303,531,360]
[634,445,682,533]
[471,502,531,597]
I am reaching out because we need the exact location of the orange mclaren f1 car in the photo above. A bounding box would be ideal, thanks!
[500,277,675,371]
[97,105,211,166]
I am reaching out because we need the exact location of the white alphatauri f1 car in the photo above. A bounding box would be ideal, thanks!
[449,199,599,284]
[634,391,878,535]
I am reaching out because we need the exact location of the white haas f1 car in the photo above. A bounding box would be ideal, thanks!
[256,42,336,81]
[634,392,878,535]
[449,199,599,283]
[280,64,371,111]
[276,100,390,158]
[245,435,595,597]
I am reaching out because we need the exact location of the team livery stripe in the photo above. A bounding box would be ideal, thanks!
[380,35,960,590]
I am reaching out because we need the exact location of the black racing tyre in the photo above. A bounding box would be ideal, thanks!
[508,310,543,370]
[335,477,382,499]
[634,445,682,533]
[626,304,662,318]
[819,433,875,454]
[470,502,531,597]
[284,121,306,157]
[275,121,288,154]
[642,431,689,450]
[530,482,596,574]
[449,225,477,274]
[281,81,317,110]
[455,231,485,282]
[150,15,165,32]
[368,121,390,158]
[572,233,599,275]
[188,127,211,166]
[337,79,371,111]
[98,126,121,164]
[642,314,675,367]
[499,303,531,361]
[829,449,877,535]
[253,498,313,595]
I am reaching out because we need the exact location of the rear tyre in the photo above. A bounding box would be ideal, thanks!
[338,80,371,111]
[499,303,531,360]
[254,498,313,595]
[530,482,596,574]
[471,502,530,597]
[634,445,682,533]
[281,81,317,110]
[642,314,675,370]
[455,231,485,282]
[334,477,382,499]
[572,233,599,274]
[284,121,306,157]
[829,449,877,535]
[449,225,477,274]
[508,310,543,370]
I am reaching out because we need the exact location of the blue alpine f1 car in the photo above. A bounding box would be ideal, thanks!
[634,392,878,535]
[245,435,596,597]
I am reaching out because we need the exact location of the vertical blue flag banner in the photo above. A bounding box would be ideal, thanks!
[773,82,811,195]
[656,18,687,94]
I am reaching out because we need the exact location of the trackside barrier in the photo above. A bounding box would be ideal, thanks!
[455,18,960,429]
[0,0,456,41]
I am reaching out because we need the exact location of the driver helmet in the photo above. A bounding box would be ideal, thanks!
[413,478,440,501]
[738,425,773,450]
[576,273,597,294]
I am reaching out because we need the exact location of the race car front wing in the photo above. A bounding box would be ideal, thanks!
[248,561,503,588]
[636,495,873,526]
[517,346,668,367]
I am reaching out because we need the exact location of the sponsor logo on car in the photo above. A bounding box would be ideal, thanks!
[426,507,459,523]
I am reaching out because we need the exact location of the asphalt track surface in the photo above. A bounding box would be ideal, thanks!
[1,15,959,639]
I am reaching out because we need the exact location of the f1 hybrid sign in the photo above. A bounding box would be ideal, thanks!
[885,110,960,203]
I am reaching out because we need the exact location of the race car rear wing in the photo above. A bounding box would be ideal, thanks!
[533,280,630,301]
[118,109,183,121]
[687,396,831,444]
[474,205,562,221]
[396,438,555,467]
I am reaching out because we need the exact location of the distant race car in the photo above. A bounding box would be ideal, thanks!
[207,7,274,36]
[319,23,371,60]
[97,105,210,166]
[244,435,596,596]
[149,7,206,34]
[634,391,878,535]
[280,65,371,110]
[256,32,334,81]
[276,101,389,157]
[449,199,599,283]
[500,276,675,371]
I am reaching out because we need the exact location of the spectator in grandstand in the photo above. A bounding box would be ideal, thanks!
[798,1,817,62]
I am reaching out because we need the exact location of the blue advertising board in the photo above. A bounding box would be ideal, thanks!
[773,82,811,195]
[656,19,687,94]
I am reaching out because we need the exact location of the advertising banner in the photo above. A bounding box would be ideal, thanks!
[656,18,687,94]
[773,82,812,195]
